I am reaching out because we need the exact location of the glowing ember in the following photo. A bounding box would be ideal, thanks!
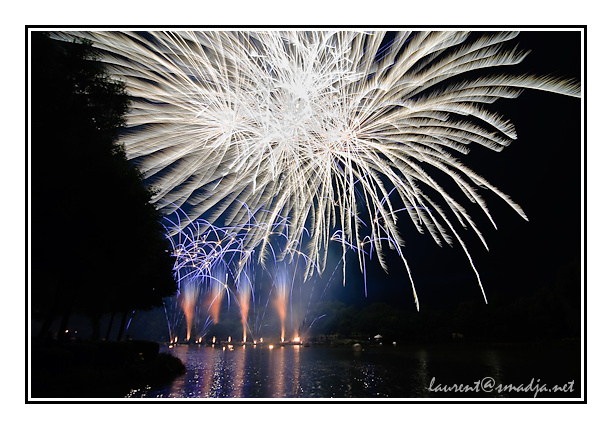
[178,281,199,341]
[274,265,289,343]
[236,269,252,344]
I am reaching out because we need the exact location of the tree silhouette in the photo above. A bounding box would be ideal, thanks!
[31,33,177,340]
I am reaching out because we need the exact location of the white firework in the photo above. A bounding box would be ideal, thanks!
[54,30,580,309]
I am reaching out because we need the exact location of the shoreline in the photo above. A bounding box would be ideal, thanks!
[30,339,186,398]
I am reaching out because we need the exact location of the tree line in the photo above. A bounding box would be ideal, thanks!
[30,33,177,341]
[308,257,580,343]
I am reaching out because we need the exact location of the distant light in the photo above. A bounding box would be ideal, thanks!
[269,345,274,350]
[65,330,69,334]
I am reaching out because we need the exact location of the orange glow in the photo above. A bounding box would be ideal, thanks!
[269,344,274,350]
[178,284,199,341]
[237,285,250,345]
[207,270,226,325]
[274,285,288,343]
[184,310,193,340]
[207,289,222,324]
[293,336,301,343]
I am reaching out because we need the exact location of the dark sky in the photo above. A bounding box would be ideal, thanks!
[29,29,583,337]
[322,30,582,312]
[157,30,583,319]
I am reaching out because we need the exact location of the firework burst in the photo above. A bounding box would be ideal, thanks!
[55,30,580,309]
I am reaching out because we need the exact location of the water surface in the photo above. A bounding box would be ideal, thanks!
[126,341,580,399]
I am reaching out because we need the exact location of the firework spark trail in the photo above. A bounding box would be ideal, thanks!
[165,208,316,341]
[273,264,289,342]
[178,279,199,341]
[236,267,253,342]
[206,264,227,324]
[163,204,313,286]
[56,30,580,309]
[164,211,252,340]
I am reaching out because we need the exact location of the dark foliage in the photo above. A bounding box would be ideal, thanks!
[31,340,186,397]
[30,32,177,340]
[305,256,580,344]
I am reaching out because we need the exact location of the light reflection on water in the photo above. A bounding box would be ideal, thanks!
[126,342,580,399]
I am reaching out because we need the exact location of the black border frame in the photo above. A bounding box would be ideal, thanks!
[25,24,587,405]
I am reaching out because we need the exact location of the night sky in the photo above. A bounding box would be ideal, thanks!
[321,30,582,312]
[123,30,584,341]
[25,29,583,341]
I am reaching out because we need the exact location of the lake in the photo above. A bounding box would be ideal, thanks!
[125,341,581,399]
